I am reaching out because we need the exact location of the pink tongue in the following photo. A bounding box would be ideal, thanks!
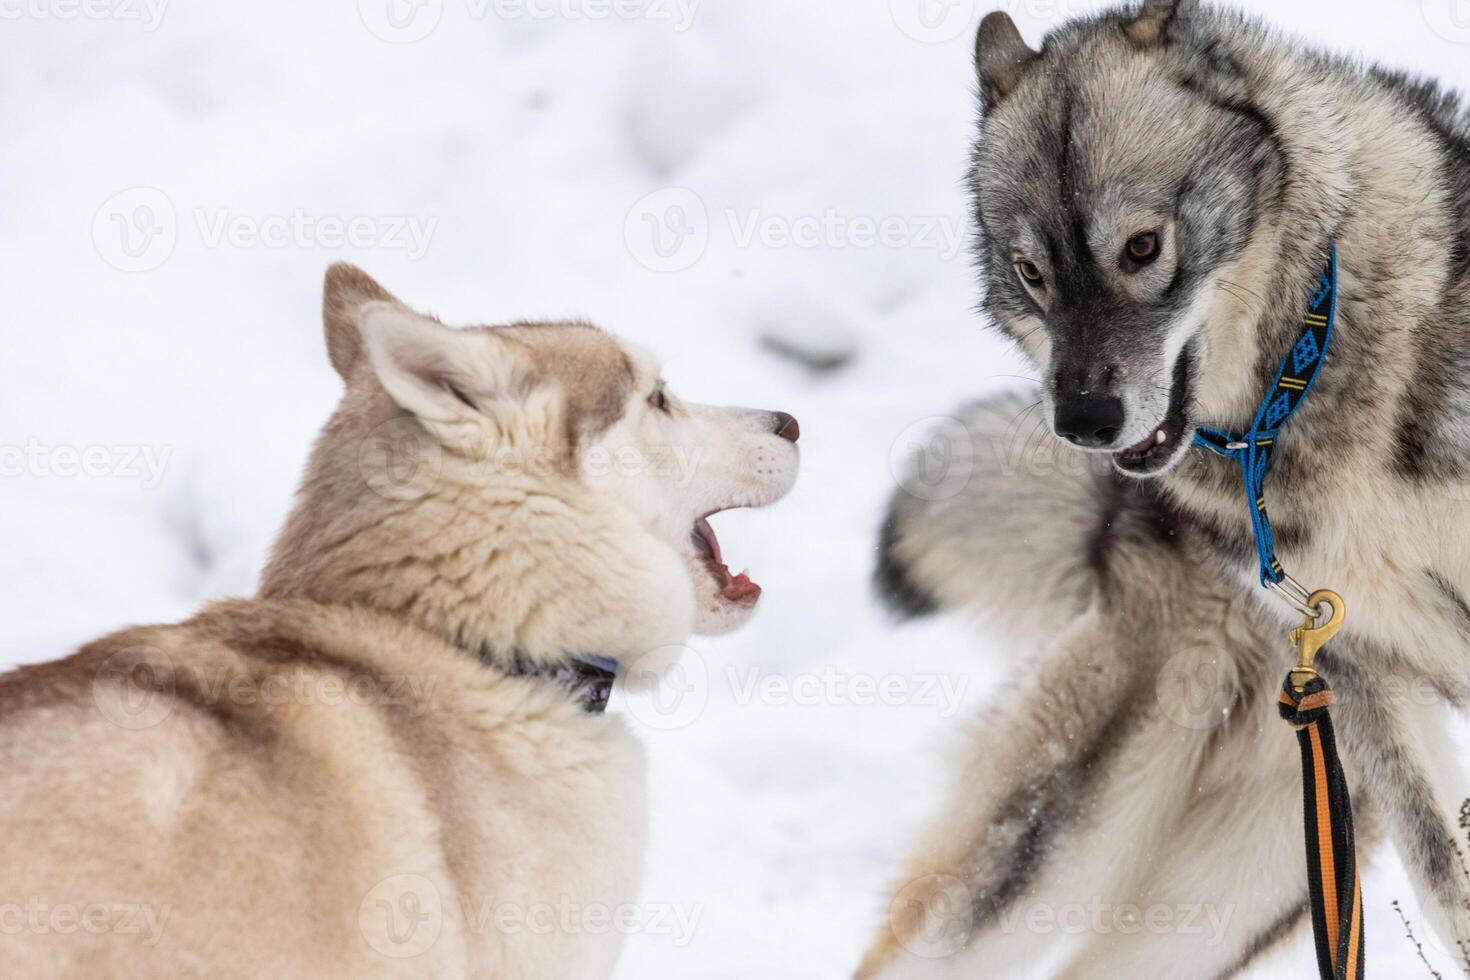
[698,516,761,603]
[722,572,761,603]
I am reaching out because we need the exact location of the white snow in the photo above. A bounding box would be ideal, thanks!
[3,0,1468,976]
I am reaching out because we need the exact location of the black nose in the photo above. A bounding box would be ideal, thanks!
[1054,396,1124,448]
[773,412,800,443]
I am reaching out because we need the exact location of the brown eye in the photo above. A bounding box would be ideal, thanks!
[1015,260,1045,287]
[1125,231,1161,266]
[649,387,669,412]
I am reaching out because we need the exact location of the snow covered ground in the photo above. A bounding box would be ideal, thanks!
[3,0,1469,976]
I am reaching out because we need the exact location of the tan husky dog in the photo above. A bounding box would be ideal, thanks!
[0,265,800,978]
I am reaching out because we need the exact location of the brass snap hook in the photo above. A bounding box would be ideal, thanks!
[1288,589,1346,692]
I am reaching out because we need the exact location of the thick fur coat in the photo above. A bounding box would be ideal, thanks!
[0,265,799,977]
[865,0,1470,975]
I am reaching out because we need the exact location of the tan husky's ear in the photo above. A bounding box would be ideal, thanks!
[322,263,405,382]
[357,304,502,429]
[1127,0,1193,44]
[976,12,1041,110]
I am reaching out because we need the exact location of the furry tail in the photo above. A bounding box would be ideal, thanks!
[876,389,1177,639]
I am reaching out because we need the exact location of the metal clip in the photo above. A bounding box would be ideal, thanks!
[1288,589,1346,692]
[1268,575,1323,619]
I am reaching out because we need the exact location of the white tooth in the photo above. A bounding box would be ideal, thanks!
[1155,429,1167,445]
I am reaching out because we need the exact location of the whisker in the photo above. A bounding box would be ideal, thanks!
[1218,277,1266,304]
[1013,325,1045,348]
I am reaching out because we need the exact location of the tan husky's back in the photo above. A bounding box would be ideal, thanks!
[0,598,644,978]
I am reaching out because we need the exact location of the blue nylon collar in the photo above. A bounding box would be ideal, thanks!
[1192,245,1339,587]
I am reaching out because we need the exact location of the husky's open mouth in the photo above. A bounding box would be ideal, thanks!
[690,511,761,605]
[1114,350,1195,477]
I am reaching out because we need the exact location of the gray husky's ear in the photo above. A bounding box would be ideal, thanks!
[322,263,405,382]
[1127,0,1195,44]
[976,12,1040,109]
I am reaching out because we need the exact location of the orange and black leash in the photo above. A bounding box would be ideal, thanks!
[1278,591,1364,980]
[1194,247,1364,978]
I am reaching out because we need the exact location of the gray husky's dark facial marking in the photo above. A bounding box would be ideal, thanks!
[971,6,1284,478]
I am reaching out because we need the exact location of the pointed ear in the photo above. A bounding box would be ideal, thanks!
[358,304,493,426]
[322,263,405,382]
[1127,0,1194,45]
[976,12,1041,110]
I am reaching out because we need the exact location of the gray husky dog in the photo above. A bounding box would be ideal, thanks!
[864,1,1470,976]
